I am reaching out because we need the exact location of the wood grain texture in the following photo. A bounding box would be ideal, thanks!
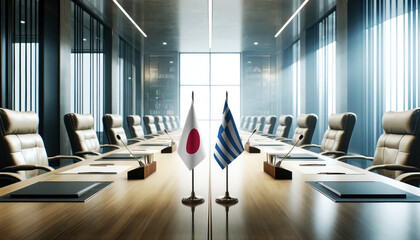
[0,133,419,239]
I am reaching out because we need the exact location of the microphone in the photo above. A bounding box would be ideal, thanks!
[117,135,145,167]
[246,129,257,144]
[164,129,174,144]
[275,135,303,167]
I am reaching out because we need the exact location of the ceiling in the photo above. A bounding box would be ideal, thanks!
[77,0,335,53]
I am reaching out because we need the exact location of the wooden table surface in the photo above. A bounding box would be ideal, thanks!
[0,133,419,239]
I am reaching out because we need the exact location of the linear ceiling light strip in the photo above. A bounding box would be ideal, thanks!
[112,0,147,37]
[274,0,309,38]
[209,0,213,49]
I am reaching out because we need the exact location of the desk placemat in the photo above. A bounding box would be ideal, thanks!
[307,181,420,202]
[0,181,113,202]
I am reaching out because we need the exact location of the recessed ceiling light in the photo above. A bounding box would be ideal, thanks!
[275,0,309,37]
[253,42,259,45]
[112,0,147,37]
[162,42,167,45]
[20,20,25,24]
[83,38,87,42]
[248,61,252,64]
[169,61,174,64]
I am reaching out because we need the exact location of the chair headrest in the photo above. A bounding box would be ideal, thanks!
[297,114,317,128]
[265,115,277,125]
[72,113,94,130]
[328,113,356,130]
[0,108,38,135]
[155,116,163,122]
[144,115,155,124]
[279,115,292,126]
[382,109,420,135]
[257,116,264,122]
[104,114,123,128]
[128,115,141,125]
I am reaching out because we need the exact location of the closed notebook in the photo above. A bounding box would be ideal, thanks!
[9,182,100,198]
[318,181,407,198]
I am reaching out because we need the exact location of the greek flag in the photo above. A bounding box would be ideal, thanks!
[214,100,244,169]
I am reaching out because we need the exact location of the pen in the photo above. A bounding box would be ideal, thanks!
[317,172,346,175]
[299,163,326,166]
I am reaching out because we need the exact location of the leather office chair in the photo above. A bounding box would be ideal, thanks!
[64,113,120,158]
[143,115,159,135]
[261,115,277,134]
[243,116,251,130]
[0,109,83,186]
[163,116,172,131]
[273,115,293,139]
[103,114,141,147]
[248,116,258,131]
[154,116,165,132]
[337,109,420,179]
[127,115,147,139]
[281,114,317,146]
[301,112,356,158]
[169,116,177,130]
[175,116,180,129]
[240,116,246,129]
[255,116,266,132]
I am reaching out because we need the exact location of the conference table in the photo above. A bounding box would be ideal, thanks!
[0,131,419,239]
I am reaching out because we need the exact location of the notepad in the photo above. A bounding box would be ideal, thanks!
[318,181,407,198]
[9,182,101,198]
[102,151,147,159]
[59,165,132,174]
[277,153,318,159]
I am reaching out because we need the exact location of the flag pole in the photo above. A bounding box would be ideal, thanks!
[182,91,204,205]
[216,92,238,205]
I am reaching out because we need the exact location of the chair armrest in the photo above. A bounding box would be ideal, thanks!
[2,165,54,173]
[366,164,420,173]
[100,144,121,150]
[335,155,374,162]
[395,172,420,183]
[300,144,321,149]
[128,139,142,143]
[319,150,347,158]
[74,150,101,158]
[48,155,84,165]
[0,172,24,184]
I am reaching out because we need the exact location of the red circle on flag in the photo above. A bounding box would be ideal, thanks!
[186,128,200,154]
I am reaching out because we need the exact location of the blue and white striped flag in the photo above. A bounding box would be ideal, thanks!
[214,100,244,169]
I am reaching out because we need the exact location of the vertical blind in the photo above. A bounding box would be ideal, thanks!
[365,0,419,154]
[70,1,105,135]
[7,0,39,112]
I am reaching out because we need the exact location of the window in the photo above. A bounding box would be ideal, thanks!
[282,40,301,125]
[70,2,105,137]
[316,11,336,141]
[180,53,241,145]
[6,0,39,112]
[365,0,419,153]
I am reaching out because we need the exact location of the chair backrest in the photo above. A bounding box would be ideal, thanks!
[276,115,293,138]
[244,116,251,129]
[170,116,177,130]
[103,114,127,146]
[64,113,100,154]
[127,115,145,138]
[143,115,158,134]
[255,116,266,132]
[175,116,180,129]
[291,114,317,146]
[262,116,277,134]
[154,116,165,132]
[240,116,246,128]
[320,113,357,154]
[373,109,420,178]
[248,116,258,131]
[163,116,172,131]
[0,108,48,179]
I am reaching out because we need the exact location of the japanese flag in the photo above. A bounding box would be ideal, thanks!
[177,102,206,170]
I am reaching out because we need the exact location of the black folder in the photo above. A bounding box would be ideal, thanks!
[318,181,407,198]
[10,182,101,198]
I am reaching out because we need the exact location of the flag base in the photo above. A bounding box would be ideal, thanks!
[216,192,238,204]
[182,192,205,205]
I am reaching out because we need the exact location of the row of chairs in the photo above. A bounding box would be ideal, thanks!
[242,110,420,185]
[0,108,179,187]
[142,115,180,135]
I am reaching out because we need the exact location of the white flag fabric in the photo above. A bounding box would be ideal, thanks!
[213,100,244,169]
[177,102,206,170]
